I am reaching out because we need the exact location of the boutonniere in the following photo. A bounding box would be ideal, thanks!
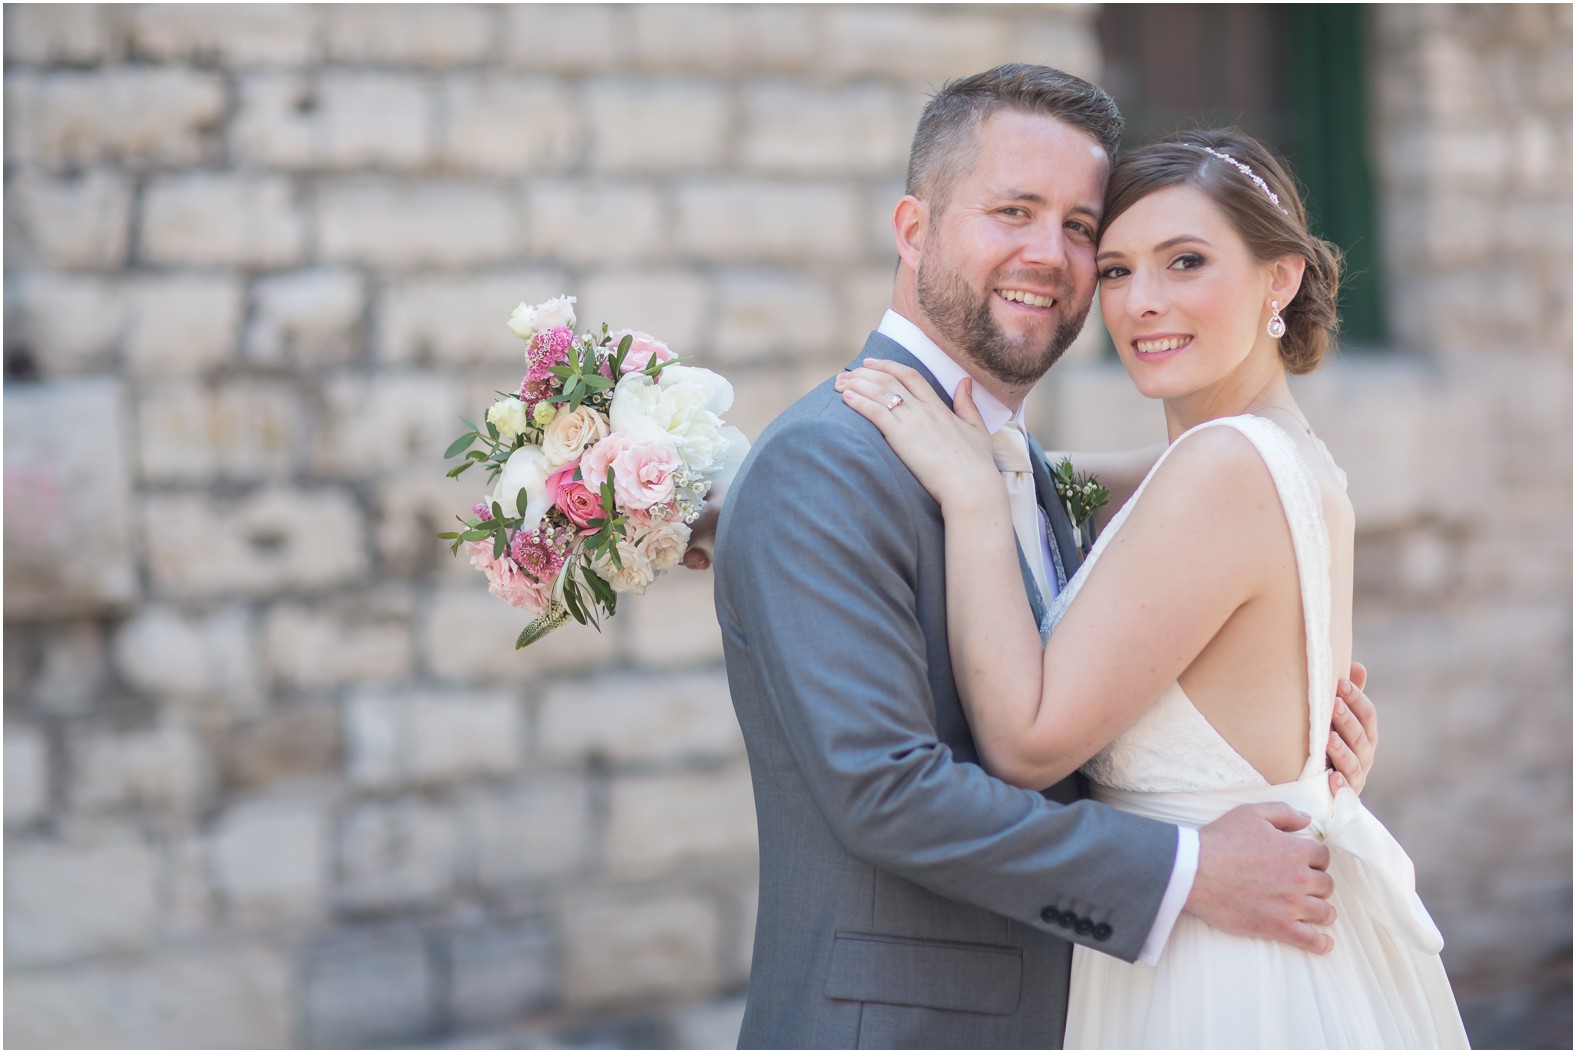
[1051,456,1110,556]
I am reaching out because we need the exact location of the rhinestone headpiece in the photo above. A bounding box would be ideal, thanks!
[1190,145,1290,217]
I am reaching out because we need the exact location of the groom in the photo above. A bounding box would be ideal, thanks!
[713,64,1374,1049]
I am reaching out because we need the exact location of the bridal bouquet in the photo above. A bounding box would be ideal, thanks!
[439,295,748,648]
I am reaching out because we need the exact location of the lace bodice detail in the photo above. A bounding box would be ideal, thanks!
[1042,415,1340,794]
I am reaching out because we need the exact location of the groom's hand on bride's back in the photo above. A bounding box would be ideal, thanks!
[1187,803,1337,955]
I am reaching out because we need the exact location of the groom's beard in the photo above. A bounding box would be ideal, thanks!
[917,261,1089,388]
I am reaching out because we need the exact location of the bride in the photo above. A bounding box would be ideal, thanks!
[836,129,1470,1048]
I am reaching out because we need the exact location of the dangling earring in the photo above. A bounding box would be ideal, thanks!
[1267,300,1286,340]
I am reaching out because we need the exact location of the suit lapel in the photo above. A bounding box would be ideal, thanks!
[1027,431,1082,585]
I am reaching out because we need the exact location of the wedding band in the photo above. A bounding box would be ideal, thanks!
[886,394,905,410]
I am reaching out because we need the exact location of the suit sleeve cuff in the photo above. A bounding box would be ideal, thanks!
[1137,825,1197,965]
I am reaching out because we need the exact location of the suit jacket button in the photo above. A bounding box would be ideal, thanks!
[1057,910,1075,928]
[1040,907,1058,924]
[1074,917,1094,936]
[1093,922,1113,941]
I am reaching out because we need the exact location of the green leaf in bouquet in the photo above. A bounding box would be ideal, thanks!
[515,605,573,649]
[583,568,617,609]
[446,461,473,478]
[579,374,612,391]
[444,432,478,459]
[459,415,482,434]
[435,530,461,540]
[458,529,491,542]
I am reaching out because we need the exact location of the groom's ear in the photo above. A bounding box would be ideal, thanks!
[893,195,929,271]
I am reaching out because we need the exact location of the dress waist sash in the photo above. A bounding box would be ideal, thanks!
[1092,774,1445,955]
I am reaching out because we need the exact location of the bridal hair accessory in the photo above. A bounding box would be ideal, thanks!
[1191,145,1290,217]
[438,294,750,648]
[885,393,905,410]
[1267,299,1287,339]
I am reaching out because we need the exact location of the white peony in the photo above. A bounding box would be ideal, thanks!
[608,370,734,476]
[507,294,577,341]
[489,444,553,530]
[485,397,531,441]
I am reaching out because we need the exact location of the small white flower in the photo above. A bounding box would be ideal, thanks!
[507,294,577,341]
[486,398,531,440]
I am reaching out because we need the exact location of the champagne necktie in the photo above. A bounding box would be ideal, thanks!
[990,421,1052,606]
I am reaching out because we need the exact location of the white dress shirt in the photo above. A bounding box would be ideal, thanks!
[875,308,1197,965]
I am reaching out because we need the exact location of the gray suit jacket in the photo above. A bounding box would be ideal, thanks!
[714,333,1179,1049]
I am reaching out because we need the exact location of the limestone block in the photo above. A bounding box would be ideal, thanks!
[442,75,581,175]
[315,179,519,270]
[163,833,218,937]
[524,179,666,264]
[4,272,127,375]
[264,593,416,691]
[616,570,725,667]
[141,488,368,598]
[323,3,495,66]
[538,669,740,765]
[69,717,212,818]
[4,835,160,966]
[4,941,294,1049]
[420,587,605,683]
[135,378,300,483]
[628,4,765,74]
[561,888,723,1008]
[246,267,366,366]
[671,996,750,1051]
[585,80,730,173]
[823,7,1011,81]
[463,777,594,889]
[501,5,620,74]
[606,765,758,878]
[310,371,462,478]
[577,269,709,355]
[140,173,305,267]
[710,270,840,363]
[444,919,556,1029]
[336,798,460,911]
[129,3,317,66]
[230,72,320,169]
[375,267,566,365]
[374,470,475,578]
[302,928,436,1048]
[674,180,862,263]
[5,726,48,827]
[124,273,243,376]
[4,4,120,64]
[313,71,435,170]
[113,605,263,719]
[344,688,521,789]
[4,69,225,169]
[3,377,137,619]
[209,795,329,923]
[29,622,111,715]
[6,170,131,268]
[740,83,912,176]
[219,703,342,791]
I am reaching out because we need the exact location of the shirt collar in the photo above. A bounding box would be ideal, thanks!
[877,309,1021,434]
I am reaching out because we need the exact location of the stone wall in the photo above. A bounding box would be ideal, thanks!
[3,3,1569,1048]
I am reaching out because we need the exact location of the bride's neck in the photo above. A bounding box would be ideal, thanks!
[1162,365,1300,442]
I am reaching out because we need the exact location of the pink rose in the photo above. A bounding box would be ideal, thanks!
[581,433,682,511]
[611,329,677,375]
[467,541,550,613]
[547,465,606,533]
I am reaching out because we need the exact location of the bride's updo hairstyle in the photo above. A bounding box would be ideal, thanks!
[1099,129,1343,374]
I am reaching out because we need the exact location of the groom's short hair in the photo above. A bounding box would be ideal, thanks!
[906,63,1124,213]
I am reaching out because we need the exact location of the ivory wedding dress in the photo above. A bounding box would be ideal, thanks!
[1048,415,1469,1049]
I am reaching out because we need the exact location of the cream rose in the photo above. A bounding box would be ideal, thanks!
[507,294,577,341]
[592,536,658,595]
[634,517,692,574]
[486,397,531,440]
[489,444,553,530]
[541,405,611,468]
